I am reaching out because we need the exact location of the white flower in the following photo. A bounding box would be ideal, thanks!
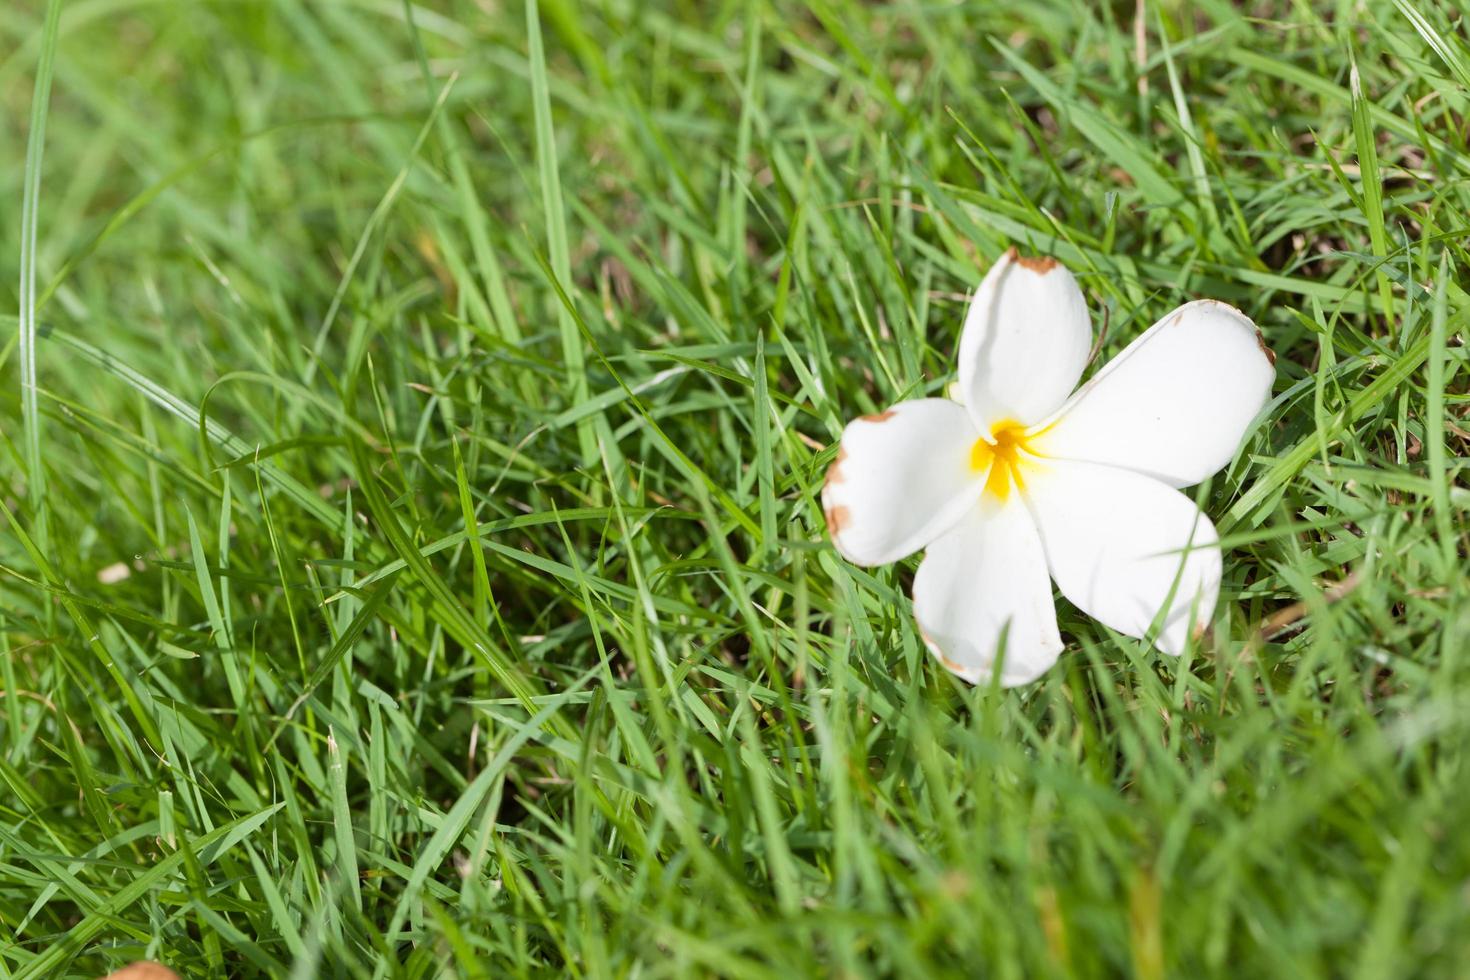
[822,249,1276,686]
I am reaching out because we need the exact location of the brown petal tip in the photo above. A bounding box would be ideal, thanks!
[824,445,848,487]
[859,409,896,424]
[1255,329,1277,366]
[824,504,852,535]
[103,965,181,980]
[1014,254,1058,274]
[917,625,972,678]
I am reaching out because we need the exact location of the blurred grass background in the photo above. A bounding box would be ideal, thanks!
[1,0,1467,976]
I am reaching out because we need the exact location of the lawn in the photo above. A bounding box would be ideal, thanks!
[1,0,1467,976]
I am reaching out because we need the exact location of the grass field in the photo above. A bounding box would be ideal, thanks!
[1,0,1468,976]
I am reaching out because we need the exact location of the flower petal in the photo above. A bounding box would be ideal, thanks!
[1025,460,1220,655]
[958,249,1092,431]
[1033,299,1275,488]
[822,399,982,566]
[912,498,1063,686]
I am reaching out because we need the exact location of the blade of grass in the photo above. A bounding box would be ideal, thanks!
[527,0,595,465]
[16,0,62,566]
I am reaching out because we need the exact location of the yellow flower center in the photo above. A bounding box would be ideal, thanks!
[969,421,1039,501]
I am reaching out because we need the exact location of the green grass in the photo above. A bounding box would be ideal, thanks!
[1,1,1467,976]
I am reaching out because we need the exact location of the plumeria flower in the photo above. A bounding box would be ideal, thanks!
[823,250,1275,686]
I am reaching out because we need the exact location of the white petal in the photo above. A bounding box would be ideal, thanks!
[912,499,1063,686]
[958,249,1092,432]
[822,399,982,566]
[1033,299,1275,488]
[1025,460,1220,655]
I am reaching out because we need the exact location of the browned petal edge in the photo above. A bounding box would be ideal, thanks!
[1183,298,1235,320]
[916,620,969,677]
[859,409,896,424]
[1255,328,1277,366]
[916,621,936,651]
[824,504,852,535]
[1014,253,1058,274]
[102,964,180,980]
[824,445,848,486]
